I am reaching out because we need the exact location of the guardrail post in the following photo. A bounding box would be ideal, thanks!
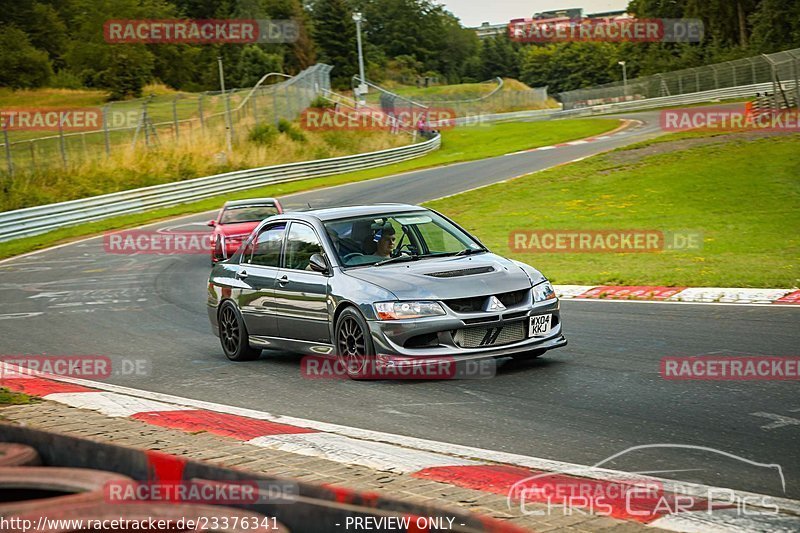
[2,123,12,176]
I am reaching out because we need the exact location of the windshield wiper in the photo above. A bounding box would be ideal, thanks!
[454,247,486,256]
[373,254,419,267]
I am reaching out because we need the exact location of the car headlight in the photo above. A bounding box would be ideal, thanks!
[374,301,446,320]
[533,281,556,303]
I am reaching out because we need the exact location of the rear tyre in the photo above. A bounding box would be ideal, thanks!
[511,349,546,361]
[218,301,261,361]
[335,307,376,380]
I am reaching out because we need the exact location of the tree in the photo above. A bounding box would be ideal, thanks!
[0,26,53,88]
[480,35,520,80]
[237,45,283,86]
[750,0,800,53]
[310,0,357,88]
[95,46,154,99]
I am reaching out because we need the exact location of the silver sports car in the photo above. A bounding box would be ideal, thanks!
[207,204,566,378]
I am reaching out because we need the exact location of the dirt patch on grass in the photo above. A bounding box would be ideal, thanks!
[606,131,799,166]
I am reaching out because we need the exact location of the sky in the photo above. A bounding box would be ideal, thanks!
[438,0,631,27]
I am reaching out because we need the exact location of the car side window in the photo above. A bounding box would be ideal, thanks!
[247,223,286,266]
[285,223,324,271]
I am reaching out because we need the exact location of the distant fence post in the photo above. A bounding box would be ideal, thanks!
[252,89,259,123]
[198,94,205,130]
[172,96,180,140]
[2,123,12,175]
[102,104,111,156]
[58,120,67,168]
[273,84,279,126]
[29,141,35,173]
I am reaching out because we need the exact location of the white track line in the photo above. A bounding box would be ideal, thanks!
[248,433,478,473]
[44,391,193,417]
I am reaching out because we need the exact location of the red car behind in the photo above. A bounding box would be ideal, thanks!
[208,198,283,263]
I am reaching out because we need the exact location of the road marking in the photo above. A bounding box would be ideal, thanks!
[248,433,479,473]
[0,312,44,320]
[43,391,193,417]
[751,412,800,430]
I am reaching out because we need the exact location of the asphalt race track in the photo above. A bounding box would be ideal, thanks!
[1,109,798,499]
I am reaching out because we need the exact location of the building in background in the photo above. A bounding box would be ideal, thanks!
[472,8,629,39]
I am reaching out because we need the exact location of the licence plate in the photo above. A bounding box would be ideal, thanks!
[529,314,552,337]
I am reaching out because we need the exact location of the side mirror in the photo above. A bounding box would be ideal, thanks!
[308,253,329,274]
[207,220,216,227]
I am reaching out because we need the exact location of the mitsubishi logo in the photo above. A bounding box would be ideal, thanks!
[487,295,506,311]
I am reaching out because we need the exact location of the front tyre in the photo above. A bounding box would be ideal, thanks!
[335,307,376,380]
[218,301,261,361]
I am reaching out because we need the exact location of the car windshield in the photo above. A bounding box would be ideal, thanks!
[219,205,279,224]
[323,210,484,267]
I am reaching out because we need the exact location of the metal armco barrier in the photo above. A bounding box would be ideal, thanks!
[0,134,441,243]
[0,424,525,533]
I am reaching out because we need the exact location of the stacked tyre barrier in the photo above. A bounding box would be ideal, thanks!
[0,426,525,532]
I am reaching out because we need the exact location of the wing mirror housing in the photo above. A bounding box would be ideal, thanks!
[207,220,217,227]
[309,253,329,274]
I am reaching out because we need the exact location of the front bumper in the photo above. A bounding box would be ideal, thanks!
[366,298,565,360]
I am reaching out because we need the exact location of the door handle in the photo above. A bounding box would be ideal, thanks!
[236,270,248,280]
[277,275,289,285]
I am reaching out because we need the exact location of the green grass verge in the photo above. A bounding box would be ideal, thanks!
[0,118,619,261]
[425,133,800,288]
[0,388,39,406]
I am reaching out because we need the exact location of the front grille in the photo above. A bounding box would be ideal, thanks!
[444,296,486,313]
[426,266,495,278]
[453,320,527,348]
[444,288,530,313]
[497,288,529,307]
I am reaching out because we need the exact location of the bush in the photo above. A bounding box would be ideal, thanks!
[277,119,307,142]
[0,27,52,88]
[50,70,83,89]
[248,124,278,145]
[309,96,335,109]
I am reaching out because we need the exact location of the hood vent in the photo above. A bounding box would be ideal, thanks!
[425,266,495,278]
